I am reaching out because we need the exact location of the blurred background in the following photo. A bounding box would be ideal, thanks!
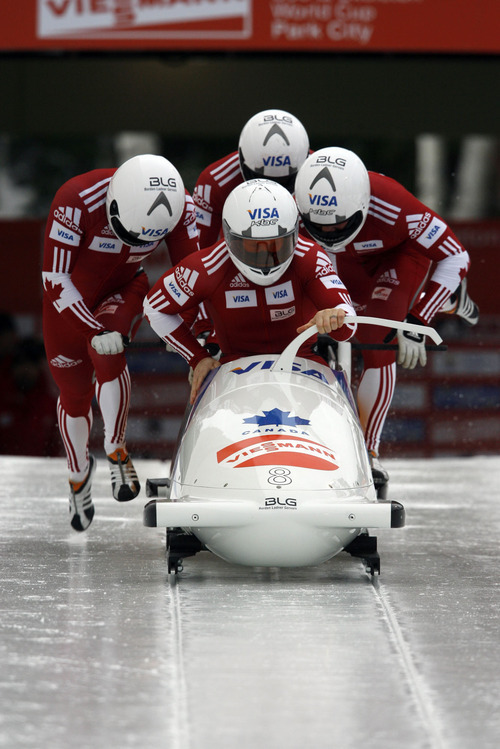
[1,0,499,460]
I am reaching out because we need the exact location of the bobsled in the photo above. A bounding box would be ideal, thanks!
[143,317,442,576]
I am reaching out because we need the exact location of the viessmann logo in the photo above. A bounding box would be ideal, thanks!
[37,0,251,38]
[217,435,339,470]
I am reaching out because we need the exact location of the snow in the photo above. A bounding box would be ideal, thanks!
[1,455,499,749]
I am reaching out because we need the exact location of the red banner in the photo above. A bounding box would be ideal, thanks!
[1,0,499,54]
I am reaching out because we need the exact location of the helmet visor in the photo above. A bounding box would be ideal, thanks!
[239,153,297,194]
[109,216,151,247]
[226,229,296,271]
[301,211,364,249]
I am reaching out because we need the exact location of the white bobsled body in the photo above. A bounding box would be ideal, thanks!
[144,323,410,569]
[171,355,374,567]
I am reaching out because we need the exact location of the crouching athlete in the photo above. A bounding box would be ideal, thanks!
[144,178,357,405]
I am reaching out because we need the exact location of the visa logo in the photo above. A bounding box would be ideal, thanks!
[265,281,294,306]
[309,194,337,207]
[231,359,329,383]
[225,290,257,308]
[262,155,291,167]
[57,229,74,240]
[426,225,440,240]
[248,207,279,220]
[141,227,168,238]
[168,281,181,298]
[99,242,115,249]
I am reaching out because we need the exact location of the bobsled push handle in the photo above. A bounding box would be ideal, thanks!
[272,325,319,372]
[344,315,443,345]
[272,316,443,373]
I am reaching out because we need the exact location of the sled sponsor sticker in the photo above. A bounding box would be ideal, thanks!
[230,359,330,383]
[217,434,339,470]
[259,496,298,511]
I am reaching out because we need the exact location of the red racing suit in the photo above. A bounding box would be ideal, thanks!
[42,168,199,477]
[323,171,470,455]
[143,235,357,370]
[193,151,246,249]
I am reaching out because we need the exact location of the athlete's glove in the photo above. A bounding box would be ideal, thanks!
[188,343,221,385]
[91,330,125,355]
[396,315,427,369]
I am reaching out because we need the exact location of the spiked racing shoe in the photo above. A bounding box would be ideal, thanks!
[369,451,389,499]
[107,447,140,502]
[440,278,479,326]
[69,454,96,532]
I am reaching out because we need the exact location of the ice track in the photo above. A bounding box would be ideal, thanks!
[1,455,499,749]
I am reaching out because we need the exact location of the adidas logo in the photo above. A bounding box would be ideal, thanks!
[377,268,399,285]
[175,266,199,295]
[50,355,83,368]
[230,273,250,288]
[54,206,82,233]
[406,212,432,239]
[315,255,335,277]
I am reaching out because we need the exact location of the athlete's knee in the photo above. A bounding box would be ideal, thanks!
[93,352,128,384]
[58,390,94,417]
[361,350,396,369]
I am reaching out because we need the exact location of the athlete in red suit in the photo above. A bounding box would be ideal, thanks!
[144,180,357,405]
[194,109,310,249]
[192,109,310,335]
[294,147,479,493]
[42,154,199,531]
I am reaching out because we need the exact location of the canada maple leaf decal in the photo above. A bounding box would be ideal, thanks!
[243,408,310,427]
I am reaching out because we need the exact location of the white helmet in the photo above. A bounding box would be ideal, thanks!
[238,109,309,193]
[222,179,299,287]
[106,154,185,246]
[295,147,371,252]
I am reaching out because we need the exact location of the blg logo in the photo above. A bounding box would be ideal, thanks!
[149,177,177,188]
[316,156,346,167]
[263,114,293,124]
[264,497,297,507]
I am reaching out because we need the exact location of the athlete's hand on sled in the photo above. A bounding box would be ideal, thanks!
[190,356,221,405]
[392,315,427,369]
[297,307,346,335]
[91,330,126,355]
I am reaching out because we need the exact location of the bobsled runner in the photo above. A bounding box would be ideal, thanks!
[143,317,442,576]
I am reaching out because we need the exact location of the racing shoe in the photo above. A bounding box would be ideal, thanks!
[440,278,479,326]
[107,447,140,502]
[369,451,389,499]
[69,454,96,532]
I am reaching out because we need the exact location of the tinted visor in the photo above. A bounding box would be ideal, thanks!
[108,200,150,247]
[301,210,364,249]
[239,154,296,194]
[227,230,296,271]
